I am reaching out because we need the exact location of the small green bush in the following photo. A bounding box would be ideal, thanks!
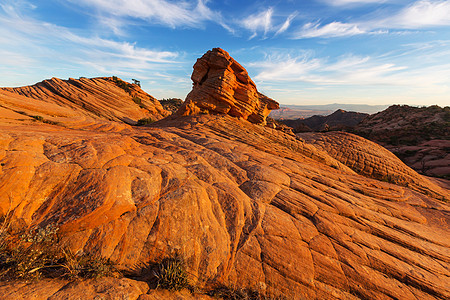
[137,117,155,126]
[132,96,142,105]
[208,285,286,300]
[153,256,189,291]
[112,76,132,94]
[32,115,44,122]
[31,115,59,125]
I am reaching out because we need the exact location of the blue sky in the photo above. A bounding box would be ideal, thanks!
[1,0,450,106]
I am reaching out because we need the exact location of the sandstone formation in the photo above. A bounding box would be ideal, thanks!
[297,131,446,198]
[1,76,169,126]
[0,51,449,299]
[354,104,450,179]
[387,139,450,179]
[0,277,214,299]
[177,48,279,125]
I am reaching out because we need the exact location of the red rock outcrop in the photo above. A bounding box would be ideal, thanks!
[177,48,279,125]
[1,77,169,125]
[0,52,449,299]
[298,131,446,198]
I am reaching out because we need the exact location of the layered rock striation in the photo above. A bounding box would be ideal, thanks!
[177,48,279,125]
[1,77,169,125]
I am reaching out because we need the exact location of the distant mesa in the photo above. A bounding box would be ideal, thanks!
[177,48,279,125]
[281,109,369,133]
[354,104,450,179]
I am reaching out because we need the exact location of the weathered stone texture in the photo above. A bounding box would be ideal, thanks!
[177,48,279,125]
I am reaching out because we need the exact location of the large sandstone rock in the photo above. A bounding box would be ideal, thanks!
[0,112,449,299]
[177,48,279,125]
[298,131,446,199]
[1,77,169,125]
[354,104,450,179]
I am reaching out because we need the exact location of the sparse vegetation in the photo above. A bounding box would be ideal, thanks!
[129,254,190,291]
[208,285,286,300]
[132,96,142,105]
[112,76,133,94]
[153,256,189,291]
[31,115,59,125]
[136,117,155,126]
[159,98,183,114]
[32,115,44,122]
[133,96,147,109]
[0,216,119,281]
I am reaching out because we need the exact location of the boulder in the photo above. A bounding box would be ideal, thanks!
[177,48,279,125]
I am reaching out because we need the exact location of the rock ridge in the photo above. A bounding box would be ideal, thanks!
[1,76,169,125]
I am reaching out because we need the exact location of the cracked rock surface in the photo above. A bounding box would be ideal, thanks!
[0,113,448,299]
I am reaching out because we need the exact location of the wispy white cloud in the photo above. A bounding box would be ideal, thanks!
[250,47,449,87]
[240,8,297,39]
[292,1,450,39]
[248,46,450,105]
[70,0,232,32]
[241,8,274,39]
[275,13,297,36]
[380,0,450,28]
[322,0,388,6]
[0,1,184,88]
[293,21,365,38]
[250,53,321,81]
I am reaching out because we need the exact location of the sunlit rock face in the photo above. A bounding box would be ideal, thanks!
[177,48,279,125]
[1,76,169,125]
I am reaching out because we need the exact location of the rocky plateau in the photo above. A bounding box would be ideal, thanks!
[354,105,450,180]
[0,48,449,299]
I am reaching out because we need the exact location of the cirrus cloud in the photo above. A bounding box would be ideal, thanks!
[293,21,365,38]
[381,0,450,28]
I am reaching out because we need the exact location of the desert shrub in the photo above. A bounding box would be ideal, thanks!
[153,256,189,291]
[32,115,44,122]
[61,249,118,279]
[0,223,60,280]
[133,97,147,109]
[208,285,286,300]
[112,76,132,94]
[0,218,119,280]
[43,120,59,125]
[31,115,59,125]
[132,96,142,105]
[137,117,155,126]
